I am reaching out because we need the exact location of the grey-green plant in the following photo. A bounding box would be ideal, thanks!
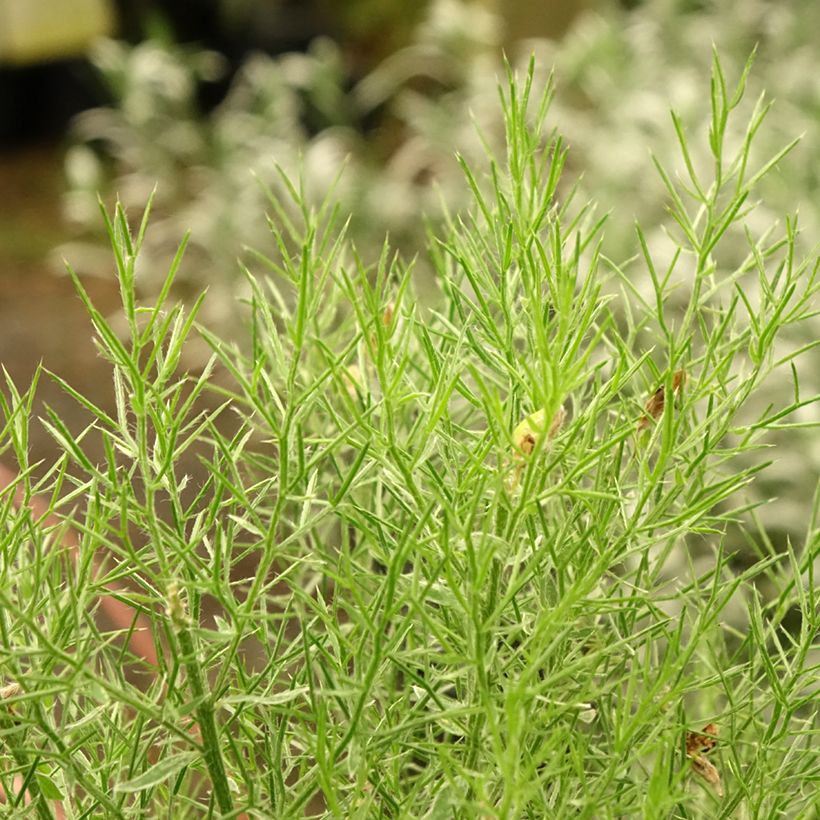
[3,54,818,817]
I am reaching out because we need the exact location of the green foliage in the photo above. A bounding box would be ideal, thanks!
[3,53,819,817]
[64,0,820,537]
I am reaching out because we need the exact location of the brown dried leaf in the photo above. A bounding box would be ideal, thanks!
[686,723,722,797]
[690,753,723,796]
[0,682,21,714]
[520,432,537,456]
[637,369,686,430]
[686,722,718,756]
[638,386,666,430]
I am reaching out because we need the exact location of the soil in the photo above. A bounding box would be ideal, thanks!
[0,143,120,471]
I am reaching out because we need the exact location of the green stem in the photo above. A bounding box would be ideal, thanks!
[168,585,234,816]
[0,738,53,820]
[0,687,53,820]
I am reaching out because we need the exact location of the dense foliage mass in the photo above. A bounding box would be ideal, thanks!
[1,54,818,817]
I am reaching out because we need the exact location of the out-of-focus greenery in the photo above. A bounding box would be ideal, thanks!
[64,0,820,295]
[62,0,504,316]
[64,0,819,538]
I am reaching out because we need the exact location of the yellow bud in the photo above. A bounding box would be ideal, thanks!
[512,406,565,455]
[507,405,565,491]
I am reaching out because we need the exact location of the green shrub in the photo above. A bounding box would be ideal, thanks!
[64,0,820,543]
[3,54,818,817]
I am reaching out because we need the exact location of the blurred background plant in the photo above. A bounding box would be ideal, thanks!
[62,0,820,289]
[60,0,505,318]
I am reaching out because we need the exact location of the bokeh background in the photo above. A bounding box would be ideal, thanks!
[1,0,818,545]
